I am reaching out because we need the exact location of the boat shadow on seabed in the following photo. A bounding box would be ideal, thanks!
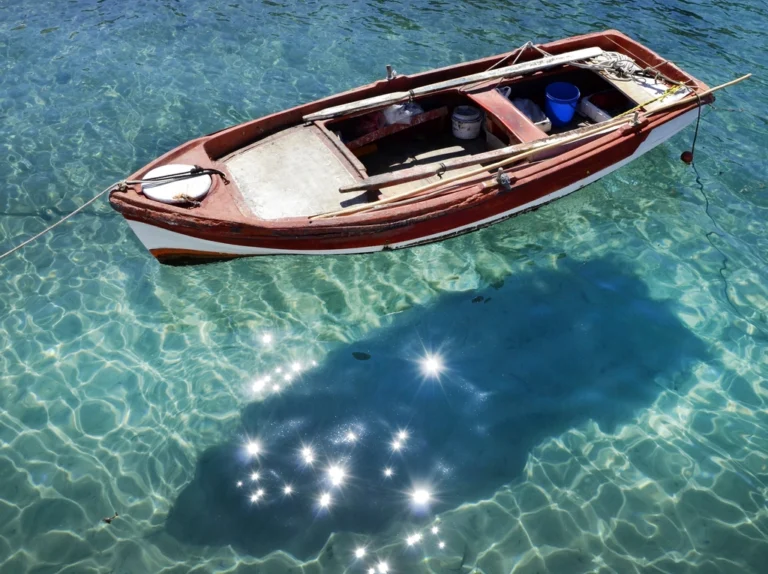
[164,257,708,559]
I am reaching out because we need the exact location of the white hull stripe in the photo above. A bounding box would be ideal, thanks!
[127,110,697,257]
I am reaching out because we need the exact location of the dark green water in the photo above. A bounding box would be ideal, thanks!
[1,0,767,572]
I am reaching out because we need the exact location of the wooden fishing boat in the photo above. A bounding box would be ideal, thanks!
[108,29,736,264]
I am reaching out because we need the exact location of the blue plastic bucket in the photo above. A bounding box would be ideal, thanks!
[545,82,580,127]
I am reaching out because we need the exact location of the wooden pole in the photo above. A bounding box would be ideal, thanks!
[468,75,753,195]
[312,116,632,220]
[302,48,603,122]
[338,74,753,194]
[339,120,620,193]
[646,74,751,116]
[314,73,751,220]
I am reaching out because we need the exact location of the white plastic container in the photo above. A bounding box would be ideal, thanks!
[452,105,483,139]
[494,89,552,132]
[511,98,552,133]
[578,96,612,123]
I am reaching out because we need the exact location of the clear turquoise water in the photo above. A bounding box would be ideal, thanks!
[1,0,768,572]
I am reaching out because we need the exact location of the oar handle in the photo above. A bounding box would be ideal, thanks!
[313,73,752,220]
[648,73,752,116]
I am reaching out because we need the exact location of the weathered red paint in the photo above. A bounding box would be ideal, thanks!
[108,30,711,263]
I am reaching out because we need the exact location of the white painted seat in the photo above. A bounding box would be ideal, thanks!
[225,125,368,220]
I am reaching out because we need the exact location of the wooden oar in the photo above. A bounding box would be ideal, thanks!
[302,47,603,122]
[311,115,633,220]
[645,73,751,116]
[466,75,753,194]
[338,74,752,194]
[315,73,752,220]
[338,120,617,193]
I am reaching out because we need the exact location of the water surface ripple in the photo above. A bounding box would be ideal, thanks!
[1,0,767,572]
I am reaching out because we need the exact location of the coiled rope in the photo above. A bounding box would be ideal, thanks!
[0,167,225,262]
[477,41,694,98]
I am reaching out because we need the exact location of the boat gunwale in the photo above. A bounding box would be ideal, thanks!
[110,102,698,240]
[108,29,711,237]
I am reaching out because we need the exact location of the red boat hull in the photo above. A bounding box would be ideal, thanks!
[108,30,709,264]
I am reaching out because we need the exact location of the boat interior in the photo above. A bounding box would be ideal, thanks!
[221,60,669,220]
[327,68,637,191]
[329,68,635,156]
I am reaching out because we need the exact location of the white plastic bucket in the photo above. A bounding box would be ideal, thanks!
[452,105,483,139]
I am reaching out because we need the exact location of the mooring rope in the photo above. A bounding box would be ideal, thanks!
[690,91,703,158]
[0,183,117,262]
[0,167,223,262]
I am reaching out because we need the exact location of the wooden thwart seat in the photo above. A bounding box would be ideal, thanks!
[467,89,547,143]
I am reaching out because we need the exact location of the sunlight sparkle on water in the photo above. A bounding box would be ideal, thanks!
[354,547,366,559]
[245,440,262,457]
[292,362,302,372]
[438,541,446,549]
[346,431,358,443]
[377,561,389,574]
[283,485,293,495]
[319,492,332,508]
[250,488,265,503]
[383,467,394,478]
[272,384,281,393]
[431,525,439,534]
[301,446,315,465]
[396,429,409,441]
[328,464,346,486]
[406,532,422,546]
[411,487,432,506]
[261,333,272,345]
[421,353,444,377]
[250,472,260,481]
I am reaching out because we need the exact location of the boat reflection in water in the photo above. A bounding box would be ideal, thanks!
[165,259,708,570]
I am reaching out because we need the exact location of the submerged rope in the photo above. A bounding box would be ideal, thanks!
[0,183,116,262]
[0,167,224,262]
